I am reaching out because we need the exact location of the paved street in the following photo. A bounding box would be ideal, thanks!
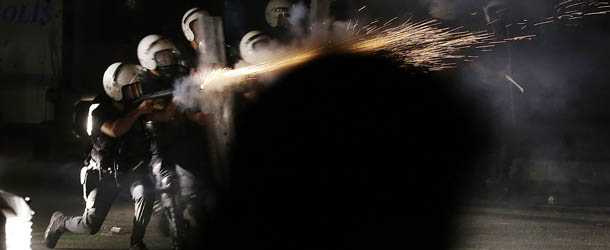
[25,188,172,250]
[5,156,610,250]
[26,195,610,250]
[453,200,610,250]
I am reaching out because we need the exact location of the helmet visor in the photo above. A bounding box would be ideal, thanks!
[121,82,143,101]
[154,49,178,67]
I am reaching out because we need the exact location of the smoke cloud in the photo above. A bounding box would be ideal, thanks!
[289,1,309,38]
[428,0,457,20]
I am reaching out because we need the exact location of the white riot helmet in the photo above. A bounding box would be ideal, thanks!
[265,0,292,28]
[239,30,272,65]
[102,62,144,101]
[182,7,210,42]
[137,34,181,71]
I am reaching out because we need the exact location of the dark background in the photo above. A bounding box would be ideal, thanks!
[2,0,610,225]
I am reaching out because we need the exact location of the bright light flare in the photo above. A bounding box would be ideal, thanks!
[197,19,495,91]
[198,49,324,91]
[4,214,33,250]
[86,103,100,136]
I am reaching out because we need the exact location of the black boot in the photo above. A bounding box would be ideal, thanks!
[44,211,69,248]
[161,193,186,250]
[130,240,149,250]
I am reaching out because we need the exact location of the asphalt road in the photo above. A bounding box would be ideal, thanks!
[0,156,172,250]
[24,191,610,250]
[453,201,610,250]
[5,156,610,250]
[28,189,172,250]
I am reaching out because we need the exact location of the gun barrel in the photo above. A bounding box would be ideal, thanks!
[133,89,173,105]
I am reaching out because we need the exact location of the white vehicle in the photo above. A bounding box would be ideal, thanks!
[0,190,34,250]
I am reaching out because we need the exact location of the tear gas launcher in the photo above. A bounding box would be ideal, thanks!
[131,89,173,106]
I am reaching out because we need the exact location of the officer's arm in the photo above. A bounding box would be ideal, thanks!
[101,100,154,137]
[148,101,178,122]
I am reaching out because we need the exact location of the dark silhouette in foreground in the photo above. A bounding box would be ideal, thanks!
[202,53,491,249]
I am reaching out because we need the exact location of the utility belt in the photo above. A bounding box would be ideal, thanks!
[80,159,122,194]
[81,157,147,185]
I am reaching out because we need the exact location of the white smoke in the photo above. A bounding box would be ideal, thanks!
[172,76,203,112]
[428,0,457,20]
[289,1,309,38]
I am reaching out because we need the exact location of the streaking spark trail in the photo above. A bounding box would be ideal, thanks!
[197,0,610,93]
[197,19,495,92]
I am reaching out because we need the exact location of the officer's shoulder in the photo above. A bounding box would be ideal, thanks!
[91,96,117,117]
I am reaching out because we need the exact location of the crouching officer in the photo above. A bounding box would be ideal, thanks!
[44,63,157,250]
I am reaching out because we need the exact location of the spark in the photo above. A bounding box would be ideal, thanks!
[505,74,524,94]
[358,5,367,12]
[383,17,399,27]
[504,35,536,41]
[566,2,588,9]
[534,20,555,26]
[556,0,574,8]
[489,41,508,45]
[345,19,494,70]
[584,10,610,15]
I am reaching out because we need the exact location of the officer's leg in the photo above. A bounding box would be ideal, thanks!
[153,159,186,248]
[129,171,155,245]
[65,177,120,235]
[177,165,216,231]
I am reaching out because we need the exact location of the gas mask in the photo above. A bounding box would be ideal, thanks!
[275,9,290,29]
[120,82,143,103]
[265,0,292,29]
[154,49,187,78]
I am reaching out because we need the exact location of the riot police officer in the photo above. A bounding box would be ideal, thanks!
[137,34,208,250]
[44,63,156,250]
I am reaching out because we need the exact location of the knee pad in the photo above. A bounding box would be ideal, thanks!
[160,175,178,192]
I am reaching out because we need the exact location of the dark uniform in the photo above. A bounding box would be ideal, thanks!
[63,94,154,245]
[139,68,215,247]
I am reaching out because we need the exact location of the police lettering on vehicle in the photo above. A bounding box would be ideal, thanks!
[0,0,55,25]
